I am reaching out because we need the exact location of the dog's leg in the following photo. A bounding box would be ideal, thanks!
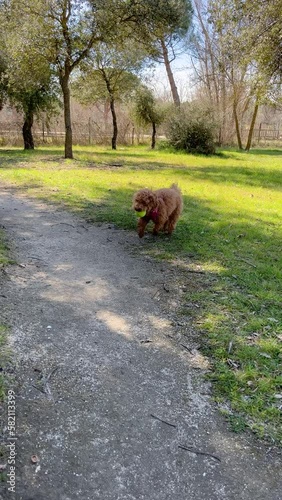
[153,221,164,236]
[153,210,167,235]
[167,207,181,234]
[137,218,149,238]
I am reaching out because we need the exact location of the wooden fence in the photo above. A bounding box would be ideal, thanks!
[254,123,281,142]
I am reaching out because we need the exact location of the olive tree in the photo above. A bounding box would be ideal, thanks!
[72,44,142,149]
[0,2,59,148]
[133,86,165,149]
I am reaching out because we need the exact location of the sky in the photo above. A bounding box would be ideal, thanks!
[143,53,195,103]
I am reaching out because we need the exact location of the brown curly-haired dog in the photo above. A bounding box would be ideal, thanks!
[132,184,183,238]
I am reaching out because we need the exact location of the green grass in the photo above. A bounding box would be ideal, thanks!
[0,144,281,443]
[0,229,11,267]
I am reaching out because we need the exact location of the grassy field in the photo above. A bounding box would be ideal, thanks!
[0,145,281,443]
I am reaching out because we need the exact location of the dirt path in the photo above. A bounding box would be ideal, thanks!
[0,186,281,500]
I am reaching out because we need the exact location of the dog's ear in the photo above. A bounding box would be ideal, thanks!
[147,191,157,208]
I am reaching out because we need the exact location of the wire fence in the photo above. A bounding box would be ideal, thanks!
[0,119,136,146]
[0,119,281,148]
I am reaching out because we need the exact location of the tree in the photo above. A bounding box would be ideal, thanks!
[190,0,279,150]
[0,1,59,149]
[133,86,165,149]
[33,0,186,157]
[191,0,227,144]
[209,0,280,150]
[41,0,106,159]
[142,0,193,107]
[10,87,59,149]
[0,52,7,111]
[72,43,142,149]
[1,0,195,155]
[239,0,282,80]
[2,0,118,158]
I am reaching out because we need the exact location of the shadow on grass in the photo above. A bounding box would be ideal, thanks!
[175,165,282,190]
[0,148,65,168]
[247,148,282,156]
[1,148,282,192]
[215,148,282,157]
[0,147,181,172]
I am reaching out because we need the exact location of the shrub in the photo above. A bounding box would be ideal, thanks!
[166,107,216,155]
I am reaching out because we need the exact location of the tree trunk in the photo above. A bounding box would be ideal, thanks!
[219,70,227,146]
[151,122,156,149]
[233,101,243,150]
[102,72,118,149]
[109,96,118,150]
[61,73,73,159]
[194,1,220,105]
[160,39,181,108]
[22,111,34,150]
[245,101,259,151]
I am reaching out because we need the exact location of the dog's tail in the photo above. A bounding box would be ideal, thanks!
[170,183,182,194]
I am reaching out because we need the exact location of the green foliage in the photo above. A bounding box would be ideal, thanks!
[227,414,247,433]
[0,0,60,131]
[9,85,60,120]
[133,85,165,127]
[0,51,7,109]
[237,0,282,79]
[166,107,216,155]
[72,43,142,105]
[141,0,193,46]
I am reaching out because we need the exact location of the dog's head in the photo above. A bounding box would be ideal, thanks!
[132,189,157,215]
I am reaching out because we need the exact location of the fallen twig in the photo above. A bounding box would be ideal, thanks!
[152,289,162,299]
[180,344,193,354]
[150,414,177,428]
[186,269,205,274]
[235,258,257,268]
[178,445,221,462]
[44,366,59,383]
[32,367,59,399]
[32,384,45,395]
